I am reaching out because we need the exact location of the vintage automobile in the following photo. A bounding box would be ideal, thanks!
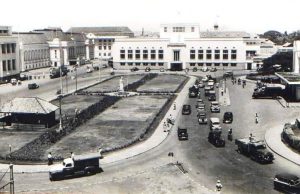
[210,101,220,113]
[198,112,208,124]
[210,117,221,131]
[208,130,225,147]
[223,112,233,123]
[177,127,188,141]
[182,104,191,115]
[28,83,39,90]
[274,173,300,193]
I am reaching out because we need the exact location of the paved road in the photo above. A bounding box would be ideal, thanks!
[2,71,300,193]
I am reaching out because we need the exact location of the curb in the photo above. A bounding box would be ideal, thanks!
[264,125,300,166]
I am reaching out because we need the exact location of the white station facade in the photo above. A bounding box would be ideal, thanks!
[112,23,275,71]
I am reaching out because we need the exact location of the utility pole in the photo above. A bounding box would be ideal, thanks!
[9,164,14,194]
[58,95,63,132]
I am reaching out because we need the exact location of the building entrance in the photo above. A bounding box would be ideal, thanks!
[247,63,252,70]
[170,63,183,71]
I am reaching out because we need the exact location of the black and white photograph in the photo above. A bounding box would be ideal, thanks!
[1,0,300,193]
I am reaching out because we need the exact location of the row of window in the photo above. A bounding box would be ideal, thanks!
[120,50,164,60]
[98,45,112,50]
[25,62,50,70]
[1,43,16,54]
[164,26,195,33]
[99,53,111,57]
[24,49,49,61]
[2,59,16,71]
[68,46,85,58]
[120,62,165,66]
[98,39,113,43]
[190,49,237,60]
[189,63,237,67]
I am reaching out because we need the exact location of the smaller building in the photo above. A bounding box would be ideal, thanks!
[0,97,58,128]
[0,26,19,81]
[276,72,300,101]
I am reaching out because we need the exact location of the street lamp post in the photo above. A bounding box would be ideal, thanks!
[98,60,101,82]
[58,94,63,132]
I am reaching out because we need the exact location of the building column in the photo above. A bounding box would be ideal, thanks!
[86,45,90,60]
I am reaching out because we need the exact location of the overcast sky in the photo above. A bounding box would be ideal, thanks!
[2,0,300,34]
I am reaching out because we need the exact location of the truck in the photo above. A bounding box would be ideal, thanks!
[252,84,284,99]
[49,66,68,79]
[208,130,225,147]
[235,138,274,163]
[49,153,101,181]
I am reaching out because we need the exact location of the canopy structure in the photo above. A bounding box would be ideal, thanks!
[0,97,59,128]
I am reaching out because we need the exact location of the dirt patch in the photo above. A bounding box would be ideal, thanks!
[46,95,169,159]
[137,74,187,93]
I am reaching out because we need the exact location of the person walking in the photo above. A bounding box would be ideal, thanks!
[71,152,75,159]
[216,180,223,191]
[255,113,259,124]
[48,152,53,165]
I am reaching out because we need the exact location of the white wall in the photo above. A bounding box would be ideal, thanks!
[293,40,300,73]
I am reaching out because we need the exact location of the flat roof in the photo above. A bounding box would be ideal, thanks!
[276,72,300,84]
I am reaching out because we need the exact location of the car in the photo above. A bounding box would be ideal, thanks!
[178,127,188,141]
[210,67,217,72]
[196,103,205,112]
[274,173,300,193]
[11,78,17,85]
[182,105,191,115]
[204,86,212,96]
[198,112,208,124]
[28,83,39,89]
[192,67,198,72]
[86,67,94,73]
[202,77,209,82]
[208,130,225,147]
[210,117,221,131]
[145,67,151,72]
[197,98,203,103]
[130,67,139,72]
[198,82,205,88]
[201,66,209,72]
[102,64,108,68]
[208,94,216,101]
[93,66,100,71]
[223,112,233,123]
[224,71,233,78]
[20,73,29,81]
[160,68,165,72]
[210,101,220,113]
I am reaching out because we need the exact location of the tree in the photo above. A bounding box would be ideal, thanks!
[262,52,293,72]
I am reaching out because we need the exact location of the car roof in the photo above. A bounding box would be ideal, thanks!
[225,112,232,115]
[210,117,220,122]
[211,101,219,104]
[275,173,299,181]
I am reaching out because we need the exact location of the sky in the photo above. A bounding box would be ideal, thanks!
[2,0,300,34]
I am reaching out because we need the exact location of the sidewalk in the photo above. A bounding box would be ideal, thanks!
[0,76,195,173]
[265,123,300,166]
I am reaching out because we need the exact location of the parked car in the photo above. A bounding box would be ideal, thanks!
[130,67,139,72]
[182,105,191,115]
[223,71,233,78]
[178,127,188,141]
[202,77,209,82]
[86,66,94,73]
[192,67,198,72]
[20,73,29,81]
[208,130,225,147]
[198,112,208,124]
[223,112,233,123]
[274,173,300,193]
[145,67,151,72]
[201,66,209,72]
[11,78,17,85]
[210,101,220,113]
[160,68,165,72]
[210,67,217,72]
[28,83,39,89]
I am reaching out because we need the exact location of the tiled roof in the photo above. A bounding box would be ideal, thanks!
[65,32,86,42]
[68,27,134,37]
[33,29,72,41]
[13,33,48,44]
[0,97,58,114]
[200,31,250,38]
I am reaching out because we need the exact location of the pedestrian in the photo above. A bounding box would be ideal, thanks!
[71,152,75,159]
[173,102,176,110]
[228,128,233,141]
[216,180,223,191]
[48,152,53,165]
[255,113,258,124]
[98,148,103,159]
[249,133,254,141]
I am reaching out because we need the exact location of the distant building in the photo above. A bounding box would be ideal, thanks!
[112,23,274,71]
[15,32,50,71]
[68,27,134,61]
[33,28,86,67]
[0,26,19,81]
